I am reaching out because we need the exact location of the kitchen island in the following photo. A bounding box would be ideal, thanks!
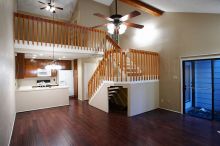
[16,86,69,113]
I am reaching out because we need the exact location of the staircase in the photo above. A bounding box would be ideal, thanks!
[88,49,160,99]
[108,86,127,111]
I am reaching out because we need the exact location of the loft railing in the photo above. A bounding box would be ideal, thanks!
[88,47,160,98]
[14,13,107,52]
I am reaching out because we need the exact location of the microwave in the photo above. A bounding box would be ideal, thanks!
[37,69,51,77]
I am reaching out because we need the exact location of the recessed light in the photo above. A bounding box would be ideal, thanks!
[39,54,43,56]
[32,56,36,59]
[58,58,61,60]
[62,56,66,59]
[218,131,220,134]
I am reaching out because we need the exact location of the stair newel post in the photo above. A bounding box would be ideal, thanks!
[124,52,127,82]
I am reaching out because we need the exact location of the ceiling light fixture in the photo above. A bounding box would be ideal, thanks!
[45,6,62,71]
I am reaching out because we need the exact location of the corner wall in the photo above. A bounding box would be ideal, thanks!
[0,0,16,145]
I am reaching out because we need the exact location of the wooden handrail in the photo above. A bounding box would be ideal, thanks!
[88,45,160,98]
[14,12,107,52]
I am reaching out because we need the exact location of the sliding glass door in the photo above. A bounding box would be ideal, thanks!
[183,59,220,120]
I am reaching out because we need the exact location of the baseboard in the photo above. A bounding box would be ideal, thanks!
[8,113,16,146]
[159,107,182,114]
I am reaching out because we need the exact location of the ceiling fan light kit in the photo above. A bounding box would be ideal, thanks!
[92,0,144,36]
[38,0,63,13]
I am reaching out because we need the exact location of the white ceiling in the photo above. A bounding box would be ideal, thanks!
[141,0,220,14]
[94,0,113,6]
[17,0,77,20]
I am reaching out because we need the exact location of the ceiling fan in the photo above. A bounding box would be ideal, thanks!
[92,0,144,35]
[38,0,63,13]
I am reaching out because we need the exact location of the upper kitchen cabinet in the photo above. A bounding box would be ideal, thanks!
[15,54,72,79]
[16,53,25,79]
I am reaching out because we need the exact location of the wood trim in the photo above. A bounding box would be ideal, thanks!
[119,0,164,16]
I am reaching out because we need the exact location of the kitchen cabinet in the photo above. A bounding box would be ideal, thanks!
[15,54,72,78]
[16,53,25,79]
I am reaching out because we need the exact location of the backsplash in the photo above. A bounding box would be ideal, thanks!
[17,77,57,87]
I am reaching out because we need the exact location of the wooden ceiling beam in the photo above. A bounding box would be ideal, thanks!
[119,0,164,16]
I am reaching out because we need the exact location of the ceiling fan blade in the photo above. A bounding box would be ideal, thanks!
[55,6,63,10]
[120,11,141,22]
[91,23,108,29]
[124,22,144,29]
[38,1,46,5]
[94,13,113,22]
[40,7,46,9]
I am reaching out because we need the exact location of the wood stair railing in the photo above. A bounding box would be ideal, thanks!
[88,42,160,98]
[14,13,107,52]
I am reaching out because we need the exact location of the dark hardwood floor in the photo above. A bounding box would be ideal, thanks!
[10,99,220,146]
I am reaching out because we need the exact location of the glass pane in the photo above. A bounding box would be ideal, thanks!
[185,60,213,120]
[214,60,220,121]
[184,61,193,113]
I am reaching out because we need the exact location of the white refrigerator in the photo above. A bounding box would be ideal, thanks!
[58,70,74,96]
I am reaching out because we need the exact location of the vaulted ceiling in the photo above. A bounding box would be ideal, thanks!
[16,0,220,22]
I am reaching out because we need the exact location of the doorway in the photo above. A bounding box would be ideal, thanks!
[183,59,220,120]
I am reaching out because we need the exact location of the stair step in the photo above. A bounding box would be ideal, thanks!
[109,90,118,94]
[127,73,143,76]
[108,87,120,91]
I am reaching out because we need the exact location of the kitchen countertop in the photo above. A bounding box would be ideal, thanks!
[16,85,69,92]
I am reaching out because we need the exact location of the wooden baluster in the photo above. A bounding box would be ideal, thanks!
[124,52,127,81]
[150,53,152,80]
[77,26,80,49]
[40,20,43,45]
[17,15,20,43]
[135,51,138,81]
[57,23,60,46]
[67,25,70,48]
[36,18,39,45]
[32,18,35,45]
[70,26,73,48]
[61,24,63,48]
[141,52,144,80]
[153,54,155,80]
[27,17,30,45]
[13,14,16,42]
[144,53,146,80]
[121,51,123,82]
[22,16,25,44]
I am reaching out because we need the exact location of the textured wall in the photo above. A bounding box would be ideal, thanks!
[0,0,16,145]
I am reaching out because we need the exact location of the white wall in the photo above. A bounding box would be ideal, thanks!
[0,0,15,145]
[78,57,101,100]
[89,81,159,117]
[128,81,159,116]
[77,0,110,28]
